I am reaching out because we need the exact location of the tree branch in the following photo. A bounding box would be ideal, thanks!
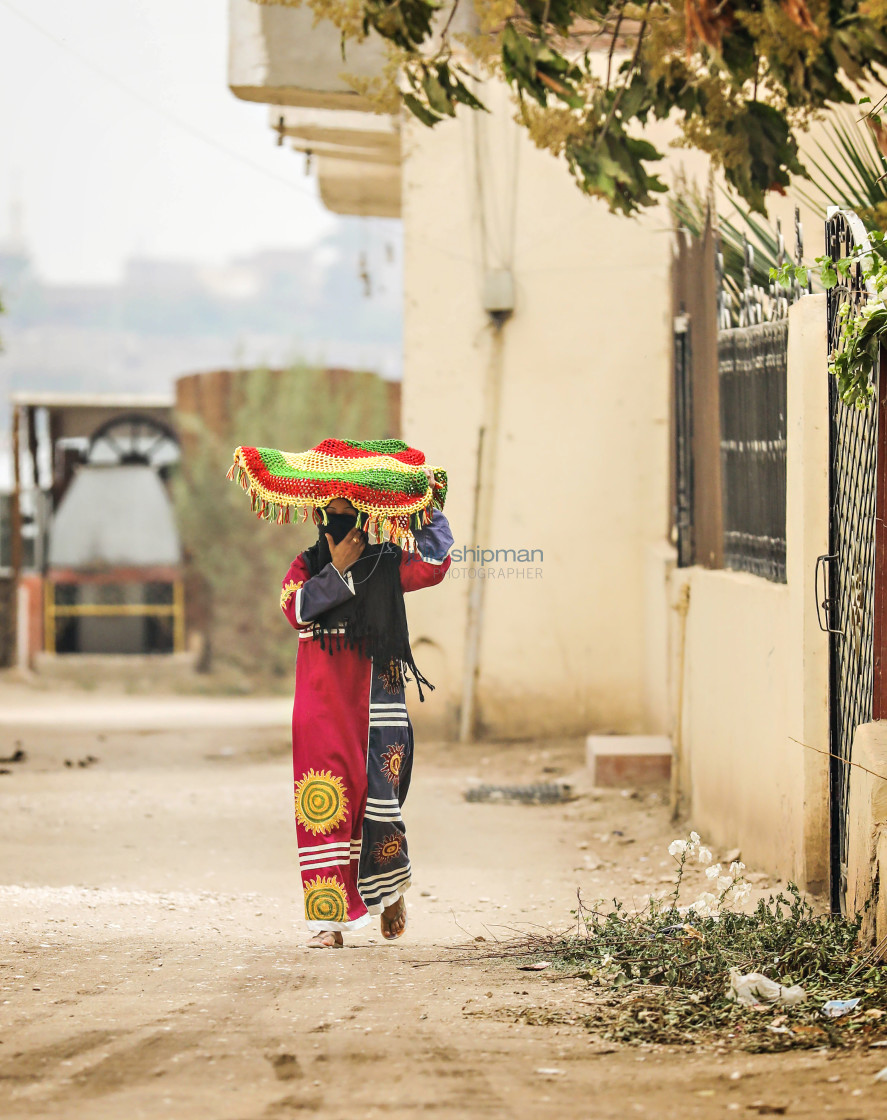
[439,0,461,48]
[594,0,653,153]
[606,1,628,90]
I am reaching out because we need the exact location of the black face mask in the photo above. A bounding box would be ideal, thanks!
[322,511,358,544]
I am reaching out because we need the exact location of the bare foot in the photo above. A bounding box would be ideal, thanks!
[381,897,407,940]
[307,931,343,948]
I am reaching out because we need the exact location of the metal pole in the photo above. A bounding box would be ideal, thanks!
[459,428,485,743]
[44,577,55,655]
[458,102,516,743]
[458,320,506,742]
[9,405,22,666]
[173,579,185,654]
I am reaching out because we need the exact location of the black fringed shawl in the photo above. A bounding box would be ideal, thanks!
[301,533,433,700]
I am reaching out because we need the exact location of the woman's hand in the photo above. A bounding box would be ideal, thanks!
[327,530,366,574]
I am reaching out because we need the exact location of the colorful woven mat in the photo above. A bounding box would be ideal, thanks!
[228,438,447,547]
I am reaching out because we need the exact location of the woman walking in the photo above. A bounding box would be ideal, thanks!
[229,439,452,947]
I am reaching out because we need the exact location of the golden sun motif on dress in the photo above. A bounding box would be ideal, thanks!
[294,769,348,835]
[380,742,406,789]
[372,833,403,866]
[303,874,348,923]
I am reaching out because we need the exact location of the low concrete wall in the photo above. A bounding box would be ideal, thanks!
[33,652,199,686]
[847,721,887,947]
[667,295,830,892]
[678,568,796,871]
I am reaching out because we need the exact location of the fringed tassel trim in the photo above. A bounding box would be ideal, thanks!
[227,454,432,550]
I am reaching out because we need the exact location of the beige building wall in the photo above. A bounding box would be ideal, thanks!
[665,295,830,889]
[400,83,674,739]
[675,568,795,867]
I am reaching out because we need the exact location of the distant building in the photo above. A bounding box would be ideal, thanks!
[1,369,403,673]
[47,463,183,656]
[2,392,185,669]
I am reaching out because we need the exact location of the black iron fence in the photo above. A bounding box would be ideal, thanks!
[671,205,808,577]
[712,210,809,582]
[718,322,788,582]
[824,207,879,912]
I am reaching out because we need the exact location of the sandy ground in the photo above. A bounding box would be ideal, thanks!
[1,680,887,1119]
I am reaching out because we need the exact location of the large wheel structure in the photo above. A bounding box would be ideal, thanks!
[87,414,179,471]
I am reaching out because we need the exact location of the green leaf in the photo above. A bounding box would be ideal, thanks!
[619,76,651,121]
[421,69,456,117]
[624,136,663,163]
[402,92,442,128]
[446,69,487,112]
[769,263,794,289]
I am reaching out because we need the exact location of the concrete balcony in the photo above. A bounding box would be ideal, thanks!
[318,159,401,218]
[296,142,400,166]
[270,107,402,214]
[270,107,400,162]
[228,0,387,111]
[228,1,402,216]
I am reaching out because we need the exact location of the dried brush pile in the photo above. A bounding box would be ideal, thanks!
[464,834,887,1051]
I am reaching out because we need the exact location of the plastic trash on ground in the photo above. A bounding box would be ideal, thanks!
[821,998,861,1018]
[727,968,807,1008]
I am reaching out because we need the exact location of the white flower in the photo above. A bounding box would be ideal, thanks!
[690,891,718,917]
[705,864,722,880]
[733,883,752,904]
[717,876,733,892]
[668,840,688,857]
[697,847,713,865]
[689,832,701,845]
[729,861,746,877]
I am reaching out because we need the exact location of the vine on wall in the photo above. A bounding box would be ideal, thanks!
[772,229,887,410]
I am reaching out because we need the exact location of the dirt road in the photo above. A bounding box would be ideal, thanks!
[1,683,886,1119]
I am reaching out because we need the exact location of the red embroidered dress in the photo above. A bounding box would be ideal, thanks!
[280,510,453,932]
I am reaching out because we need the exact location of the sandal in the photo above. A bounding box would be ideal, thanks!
[381,897,407,940]
[307,931,343,948]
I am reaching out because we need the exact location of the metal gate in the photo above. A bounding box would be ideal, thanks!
[823,208,879,914]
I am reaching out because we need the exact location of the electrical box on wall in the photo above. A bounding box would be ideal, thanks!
[482,269,515,315]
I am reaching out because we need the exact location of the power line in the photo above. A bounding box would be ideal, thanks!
[0,0,319,201]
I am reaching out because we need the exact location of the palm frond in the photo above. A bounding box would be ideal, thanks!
[797,112,887,229]
[671,187,783,297]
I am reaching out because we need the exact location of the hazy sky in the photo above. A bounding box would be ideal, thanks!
[0,0,337,284]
